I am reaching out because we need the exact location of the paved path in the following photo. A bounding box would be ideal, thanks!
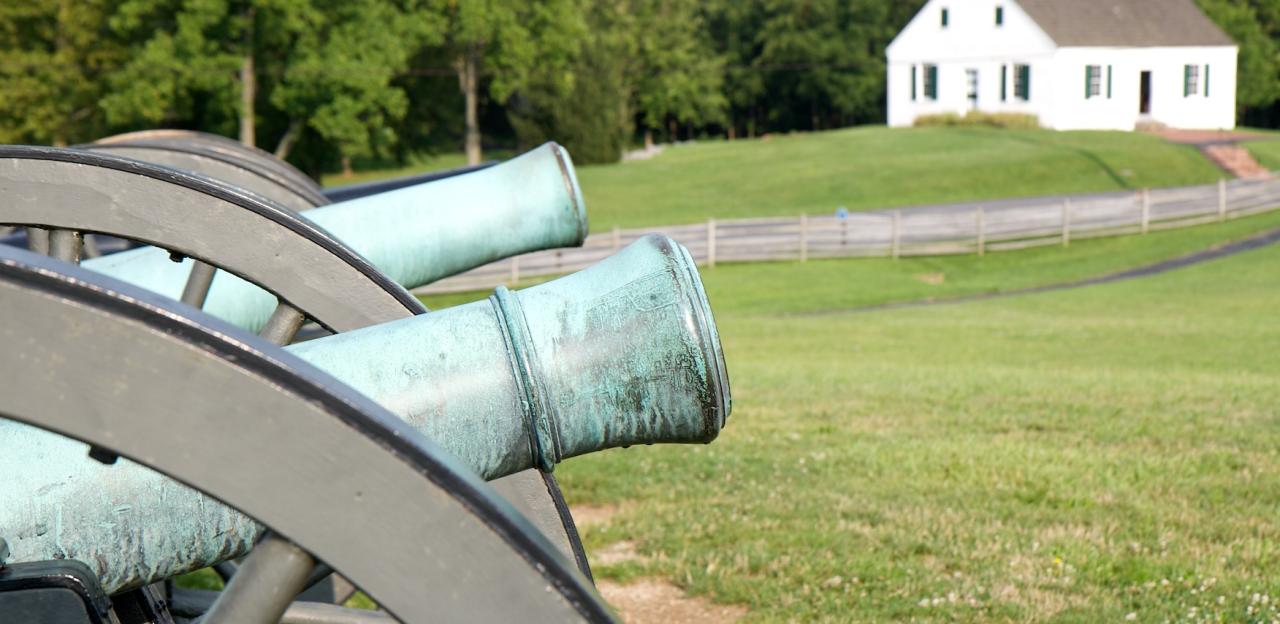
[792,226,1280,317]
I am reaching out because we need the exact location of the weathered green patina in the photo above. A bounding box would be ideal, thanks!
[0,235,729,593]
[289,234,730,477]
[78,142,587,331]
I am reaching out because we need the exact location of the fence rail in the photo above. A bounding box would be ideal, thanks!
[419,177,1280,294]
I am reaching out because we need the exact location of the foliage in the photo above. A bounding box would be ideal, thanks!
[630,0,727,136]
[104,0,438,165]
[914,111,1041,130]
[1196,0,1280,124]
[266,0,442,161]
[508,0,728,163]
[702,0,924,137]
[0,1,123,145]
[505,0,630,164]
[428,0,586,163]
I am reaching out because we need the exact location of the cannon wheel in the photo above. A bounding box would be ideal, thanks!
[90,129,327,208]
[0,245,614,623]
[0,145,594,580]
[0,146,422,333]
[81,142,325,213]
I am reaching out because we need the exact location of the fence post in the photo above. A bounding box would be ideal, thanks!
[1061,199,1072,247]
[890,210,901,260]
[1141,189,1150,235]
[1218,178,1227,222]
[612,225,622,251]
[707,218,717,268]
[510,256,520,285]
[799,214,809,262]
[976,207,985,257]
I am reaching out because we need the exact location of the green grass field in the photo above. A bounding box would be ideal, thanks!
[1246,140,1280,172]
[1241,128,1280,172]
[325,127,1223,233]
[424,212,1280,622]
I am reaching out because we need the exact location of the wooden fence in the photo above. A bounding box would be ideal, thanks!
[418,177,1280,294]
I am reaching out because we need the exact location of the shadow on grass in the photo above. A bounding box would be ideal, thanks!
[983,129,1134,189]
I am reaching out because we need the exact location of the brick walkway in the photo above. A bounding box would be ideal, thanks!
[1145,129,1273,179]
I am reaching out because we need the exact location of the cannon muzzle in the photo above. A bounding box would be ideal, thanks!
[80,142,588,331]
[0,235,729,592]
[289,233,731,478]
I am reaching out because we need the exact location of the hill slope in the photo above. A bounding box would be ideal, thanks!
[324,127,1225,233]
[576,126,1223,231]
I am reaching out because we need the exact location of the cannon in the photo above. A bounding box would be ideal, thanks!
[0,243,615,623]
[0,137,734,622]
[2,233,727,592]
[0,141,598,578]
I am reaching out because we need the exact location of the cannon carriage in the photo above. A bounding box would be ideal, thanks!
[0,134,731,623]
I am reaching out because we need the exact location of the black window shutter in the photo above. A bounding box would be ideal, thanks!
[1085,66,1093,98]
[1001,64,1007,101]
[912,65,917,101]
[1107,65,1112,98]
[1204,65,1210,97]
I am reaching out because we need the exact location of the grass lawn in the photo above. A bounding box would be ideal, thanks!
[576,127,1221,231]
[1246,141,1280,172]
[322,127,1223,233]
[425,212,1280,622]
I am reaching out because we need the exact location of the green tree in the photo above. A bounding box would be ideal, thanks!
[702,0,921,136]
[507,0,630,164]
[751,0,918,131]
[630,0,727,148]
[104,0,438,167]
[1196,0,1280,124]
[0,1,122,145]
[703,0,766,138]
[265,1,442,164]
[432,0,584,164]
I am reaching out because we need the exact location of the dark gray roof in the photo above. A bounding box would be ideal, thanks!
[1016,0,1235,47]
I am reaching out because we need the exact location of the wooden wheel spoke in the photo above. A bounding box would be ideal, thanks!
[259,300,306,345]
[49,228,84,264]
[200,533,317,624]
[180,260,218,309]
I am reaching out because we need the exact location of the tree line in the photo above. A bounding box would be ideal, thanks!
[1,0,1278,174]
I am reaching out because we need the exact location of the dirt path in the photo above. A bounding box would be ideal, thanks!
[573,504,749,624]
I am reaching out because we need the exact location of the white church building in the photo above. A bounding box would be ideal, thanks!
[886,0,1238,131]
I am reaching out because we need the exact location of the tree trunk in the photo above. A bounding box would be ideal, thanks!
[341,156,353,178]
[456,47,481,165]
[644,128,654,150]
[274,119,302,160]
[667,118,676,143]
[239,6,256,147]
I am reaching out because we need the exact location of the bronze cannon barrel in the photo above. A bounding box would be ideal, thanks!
[0,235,729,592]
[79,142,587,331]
